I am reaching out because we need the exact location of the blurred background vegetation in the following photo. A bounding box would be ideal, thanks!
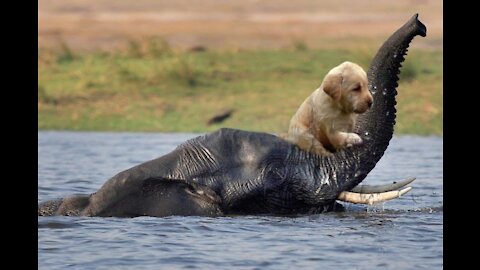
[38,0,443,135]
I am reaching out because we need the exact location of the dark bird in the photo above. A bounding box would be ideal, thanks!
[207,109,235,125]
[189,45,207,52]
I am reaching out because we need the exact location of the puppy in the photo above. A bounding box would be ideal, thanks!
[283,61,373,155]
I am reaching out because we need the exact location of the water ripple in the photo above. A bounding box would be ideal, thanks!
[38,132,443,270]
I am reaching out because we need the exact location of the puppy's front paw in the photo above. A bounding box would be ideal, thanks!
[345,133,363,147]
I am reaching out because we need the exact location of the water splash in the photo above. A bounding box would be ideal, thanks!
[366,202,385,213]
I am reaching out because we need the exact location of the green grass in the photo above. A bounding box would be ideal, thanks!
[38,44,443,135]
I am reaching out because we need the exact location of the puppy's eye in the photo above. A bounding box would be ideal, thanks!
[352,86,361,92]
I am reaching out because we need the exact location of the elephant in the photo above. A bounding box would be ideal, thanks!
[38,14,427,218]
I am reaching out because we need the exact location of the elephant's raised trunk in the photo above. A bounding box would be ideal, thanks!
[331,14,426,193]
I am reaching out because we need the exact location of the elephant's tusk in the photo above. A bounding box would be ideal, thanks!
[350,177,416,193]
[337,187,412,205]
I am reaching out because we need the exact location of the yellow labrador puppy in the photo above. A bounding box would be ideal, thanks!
[283,61,373,155]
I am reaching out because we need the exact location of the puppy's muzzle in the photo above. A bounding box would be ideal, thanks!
[354,98,373,114]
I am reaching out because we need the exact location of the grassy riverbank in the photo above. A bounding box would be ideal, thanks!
[38,44,442,135]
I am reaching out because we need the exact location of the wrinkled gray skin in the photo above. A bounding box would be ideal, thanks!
[38,14,426,217]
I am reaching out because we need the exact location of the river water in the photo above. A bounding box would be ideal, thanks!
[38,131,443,269]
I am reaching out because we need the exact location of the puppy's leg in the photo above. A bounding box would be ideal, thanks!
[328,131,363,148]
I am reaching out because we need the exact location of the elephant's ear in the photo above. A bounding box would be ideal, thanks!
[104,178,224,217]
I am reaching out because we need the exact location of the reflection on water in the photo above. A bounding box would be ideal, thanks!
[38,131,442,270]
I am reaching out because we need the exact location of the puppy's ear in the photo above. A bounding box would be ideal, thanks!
[323,73,343,101]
